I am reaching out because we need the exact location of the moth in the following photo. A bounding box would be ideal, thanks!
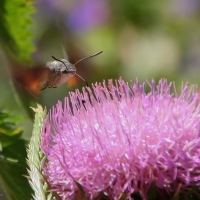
[12,51,103,96]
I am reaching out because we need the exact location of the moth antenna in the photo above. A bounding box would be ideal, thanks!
[74,73,88,87]
[73,51,103,66]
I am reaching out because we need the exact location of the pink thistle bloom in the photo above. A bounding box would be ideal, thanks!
[41,78,200,200]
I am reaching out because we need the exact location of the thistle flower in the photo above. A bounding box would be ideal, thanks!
[40,78,200,200]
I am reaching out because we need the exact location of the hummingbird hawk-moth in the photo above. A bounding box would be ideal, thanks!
[12,51,103,96]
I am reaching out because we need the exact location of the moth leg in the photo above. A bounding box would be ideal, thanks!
[41,86,47,90]
[52,72,62,88]
[48,72,61,88]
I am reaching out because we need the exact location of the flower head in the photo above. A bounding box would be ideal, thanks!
[41,78,200,199]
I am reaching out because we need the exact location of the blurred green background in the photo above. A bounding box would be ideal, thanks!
[1,0,200,198]
[1,0,200,137]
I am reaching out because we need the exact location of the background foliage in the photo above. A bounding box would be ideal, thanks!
[1,0,200,199]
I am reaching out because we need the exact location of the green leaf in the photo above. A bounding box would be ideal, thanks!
[0,110,23,148]
[27,104,54,200]
[0,139,32,200]
[3,0,36,63]
[0,0,16,55]
[0,110,32,199]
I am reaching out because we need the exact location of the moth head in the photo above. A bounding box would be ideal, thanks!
[51,56,76,73]
[52,56,88,86]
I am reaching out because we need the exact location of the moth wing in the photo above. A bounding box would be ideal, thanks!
[12,67,50,96]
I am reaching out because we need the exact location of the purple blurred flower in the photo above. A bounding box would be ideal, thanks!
[41,78,200,199]
[67,0,110,31]
[170,0,200,17]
